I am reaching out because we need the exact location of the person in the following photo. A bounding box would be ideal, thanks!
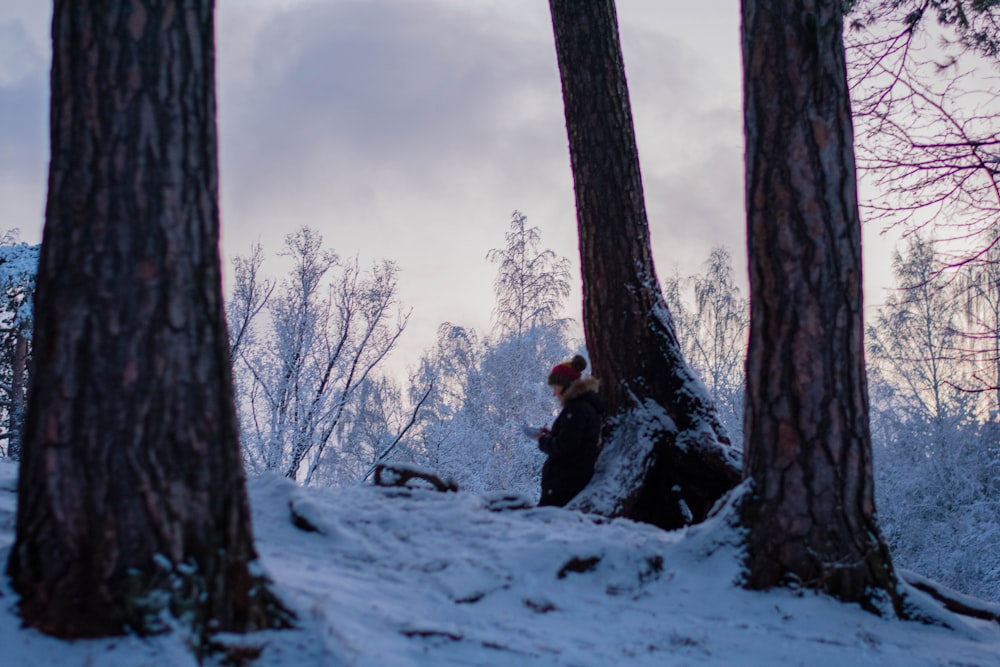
[533,354,603,507]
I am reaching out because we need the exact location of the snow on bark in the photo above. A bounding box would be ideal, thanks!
[569,399,674,517]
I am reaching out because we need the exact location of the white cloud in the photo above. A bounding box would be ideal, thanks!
[3,0,750,376]
[212,0,747,374]
[0,21,44,87]
[0,17,48,239]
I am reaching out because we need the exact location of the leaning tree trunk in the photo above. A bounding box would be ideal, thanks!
[740,0,903,612]
[8,0,288,638]
[548,0,741,529]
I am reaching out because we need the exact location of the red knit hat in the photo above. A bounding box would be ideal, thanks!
[548,355,587,387]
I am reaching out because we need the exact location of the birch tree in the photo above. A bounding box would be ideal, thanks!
[228,228,411,484]
[663,247,749,447]
[0,237,38,459]
[407,213,575,495]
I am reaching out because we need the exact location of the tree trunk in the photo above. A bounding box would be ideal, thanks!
[740,0,902,612]
[8,0,288,638]
[548,0,741,529]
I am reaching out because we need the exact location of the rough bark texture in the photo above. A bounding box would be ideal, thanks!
[548,0,740,529]
[741,0,902,612]
[7,0,287,638]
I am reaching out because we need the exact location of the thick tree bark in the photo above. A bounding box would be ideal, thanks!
[741,0,902,612]
[548,0,741,528]
[8,0,288,638]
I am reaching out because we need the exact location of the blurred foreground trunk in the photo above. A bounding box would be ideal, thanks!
[8,0,289,639]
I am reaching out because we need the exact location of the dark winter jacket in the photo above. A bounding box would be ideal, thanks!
[538,377,603,507]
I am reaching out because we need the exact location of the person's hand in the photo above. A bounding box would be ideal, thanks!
[535,427,550,440]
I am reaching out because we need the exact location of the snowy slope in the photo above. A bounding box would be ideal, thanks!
[0,459,997,666]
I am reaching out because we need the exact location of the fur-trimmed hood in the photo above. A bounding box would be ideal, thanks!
[539,374,603,506]
[562,376,601,406]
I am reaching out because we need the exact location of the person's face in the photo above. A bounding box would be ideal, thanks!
[551,384,564,400]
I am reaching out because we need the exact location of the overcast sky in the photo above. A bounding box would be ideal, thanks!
[0,0,899,379]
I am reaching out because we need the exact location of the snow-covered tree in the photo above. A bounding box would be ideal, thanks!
[663,246,748,448]
[406,324,484,484]
[228,227,413,484]
[867,235,968,426]
[953,229,1000,416]
[314,375,412,486]
[867,234,1000,601]
[227,241,274,361]
[0,233,38,459]
[407,325,573,497]
[405,212,577,497]
[486,210,572,340]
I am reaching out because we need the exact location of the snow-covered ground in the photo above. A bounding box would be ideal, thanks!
[0,459,998,666]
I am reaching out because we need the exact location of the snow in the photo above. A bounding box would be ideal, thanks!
[570,401,667,516]
[0,243,39,286]
[0,459,998,666]
[0,242,38,327]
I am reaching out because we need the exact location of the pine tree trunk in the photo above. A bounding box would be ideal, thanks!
[740,0,902,611]
[548,0,740,528]
[8,0,287,638]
